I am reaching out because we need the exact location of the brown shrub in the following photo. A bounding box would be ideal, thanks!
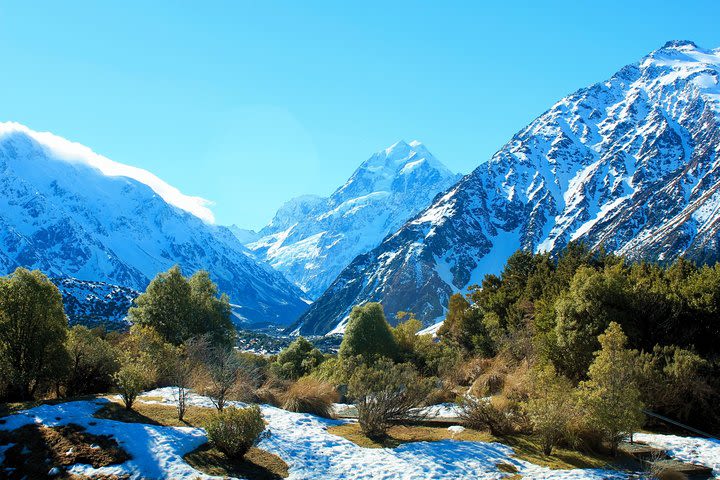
[501,361,531,402]
[459,397,513,435]
[471,372,505,397]
[255,377,292,407]
[281,377,338,418]
[453,357,492,386]
[424,385,457,406]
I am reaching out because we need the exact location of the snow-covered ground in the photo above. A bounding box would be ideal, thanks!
[2,388,717,479]
[634,433,720,478]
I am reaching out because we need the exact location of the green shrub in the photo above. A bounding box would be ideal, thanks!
[282,377,338,418]
[338,303,397,362]
[113,362,153,410]
[270,337,324,380]
[205,405,265,458]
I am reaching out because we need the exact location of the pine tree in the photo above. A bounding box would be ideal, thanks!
[578,322,644,455]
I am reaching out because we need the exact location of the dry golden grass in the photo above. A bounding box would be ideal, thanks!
[185,443,288,479]
[329,422,617,472]
[95,398,215,428]
[282,377,338,418]
[0,422,129,479]
[328,422,493,448]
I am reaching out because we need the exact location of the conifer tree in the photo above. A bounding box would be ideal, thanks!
[578,322,644,455]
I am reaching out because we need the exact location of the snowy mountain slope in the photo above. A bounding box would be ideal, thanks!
[53,278,138,328]
[245,141,461,299]
[294,40,720,335]
[0,123,308,326]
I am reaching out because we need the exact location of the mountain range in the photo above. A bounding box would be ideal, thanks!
[243,141,460,299]
[0,123,308,326]
[292,40,720,335]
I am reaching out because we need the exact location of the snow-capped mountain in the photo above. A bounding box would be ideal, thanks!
[0,123,308,326]
[245,141,461,299]
[293,40,720,335]
[54,278,138,328]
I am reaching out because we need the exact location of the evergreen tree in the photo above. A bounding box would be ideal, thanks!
[0,268,69,400]
[338,303,397,362]
[578,322,644,455]
[270,337,324,380]
[129,266,234,347]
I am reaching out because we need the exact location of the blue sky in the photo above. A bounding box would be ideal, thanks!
[1,1,719,229]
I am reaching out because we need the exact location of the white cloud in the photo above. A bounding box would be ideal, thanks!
[0,122,215,223]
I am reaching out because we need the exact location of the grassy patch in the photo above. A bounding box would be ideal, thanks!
[327,422,493,448]
[94,399,215,428]
[185,443,288,479]
[329,422,617,472]
[499,435,613,470]
[0,422,129,479]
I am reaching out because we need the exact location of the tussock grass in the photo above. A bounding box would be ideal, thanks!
[281,378,338,418]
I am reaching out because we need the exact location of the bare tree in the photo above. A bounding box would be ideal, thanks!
[168,345,195,421]
[189,343,258,411]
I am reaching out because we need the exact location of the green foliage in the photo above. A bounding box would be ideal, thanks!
[205,404,265,458]
[129,266,234,347]
[338,303,397,362]
[577,323,644,455]
[0,268,69,400]
[118,325,177,386]
[437,293,495,355]
[552,264,631,379]
[393,313,463,377]
[270,337,324,380]
[65,326,119,396]
[114,362,153,410]
[525,365,575,455]
[347,358,433,439]
[636,345,717,426]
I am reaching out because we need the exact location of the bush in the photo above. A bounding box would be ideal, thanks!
[114,363,153,410]
[578,322,644,456]
[282,377,338,418]
[338,303,397,362]
[205,405,265,458]
[348,358,433,439]
[65,326,119,396]
[270,337,324,380]
[524,365,575,455]
[459,397,513,436]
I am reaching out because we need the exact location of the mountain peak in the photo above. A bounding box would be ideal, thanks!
[661,39,698,50]
[0,121,216,223]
